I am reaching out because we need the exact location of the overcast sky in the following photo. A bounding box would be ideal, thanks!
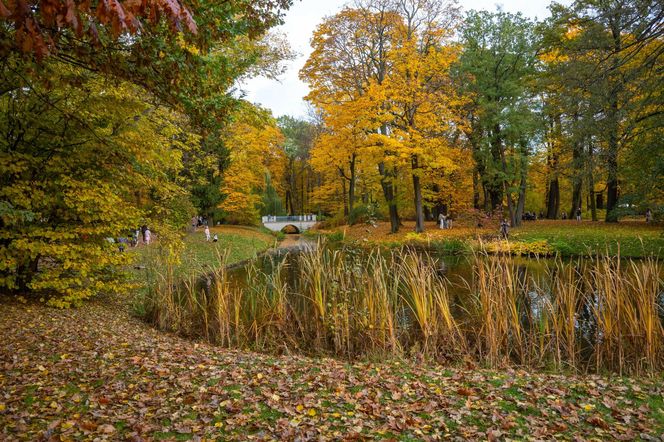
[240,0,568,118]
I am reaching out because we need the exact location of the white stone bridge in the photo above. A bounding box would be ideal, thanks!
[262,215,318,233]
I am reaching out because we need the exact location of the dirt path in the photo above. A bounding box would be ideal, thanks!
[1,296,663,440]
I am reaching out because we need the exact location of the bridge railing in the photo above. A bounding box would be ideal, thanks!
[262,215,318,223]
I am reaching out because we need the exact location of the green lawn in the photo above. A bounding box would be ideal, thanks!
[511,220,664,257]
[176,226,276,270]
[131,225,277,284]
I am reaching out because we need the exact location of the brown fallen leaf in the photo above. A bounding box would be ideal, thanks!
[457,387,473,396]
[98,424,116,434]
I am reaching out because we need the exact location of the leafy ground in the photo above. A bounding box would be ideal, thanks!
[316,220,663,257]
[2,295,664,441]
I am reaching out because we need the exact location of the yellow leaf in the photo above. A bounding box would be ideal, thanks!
[296,404,304,412]
[307,408,316,417]
[0,404,6,412]
[582,404,595,412]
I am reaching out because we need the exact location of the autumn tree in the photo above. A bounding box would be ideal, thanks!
[541,0,663,222]
[455,10,539,226]
[277,116,320,216]
[0,0,293,303]
[302,2,404,232]
[303,0,466,232]
[0,63,196,306]
[2,0,294,222]
[375,0,464,232]
[221,103,286,224]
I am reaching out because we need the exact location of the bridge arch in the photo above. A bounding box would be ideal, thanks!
[281,224,301,234]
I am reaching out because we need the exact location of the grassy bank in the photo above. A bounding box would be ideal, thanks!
[133,225,277,278]
[511,220,663,257]
[130,225,276,316]
[313,220,663,258]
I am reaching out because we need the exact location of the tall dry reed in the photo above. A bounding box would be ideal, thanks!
[142,243,664,375]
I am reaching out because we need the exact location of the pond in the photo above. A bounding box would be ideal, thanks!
[145,240,664,375]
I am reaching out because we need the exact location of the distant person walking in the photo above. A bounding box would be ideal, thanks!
[204,225,211,241]
[438,213,446,230]
[646,208,652,223]
[561,211,567,220]
[144,228,152,245]
[576,207,582,222]
[500,219,510,239]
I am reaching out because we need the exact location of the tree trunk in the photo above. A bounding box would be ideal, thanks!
[605,19,623,223]
[546,179,559,219]
[301,163,306,215]
[483,185,491,213]
[570,184,582,219]
[515,173,527,227]
[570,133,583,219]
[472,169,481,210]
[605,139,619,222]
[412,154,424,233]
[378,125,400,233]
[488,184,503,213]
[378,162,399,233]
[545,114,560,219]
[589,181,597,222]
[348,154,356,216]
[341,179,348,218]
[587,139,598,221]
[489,124,504,212]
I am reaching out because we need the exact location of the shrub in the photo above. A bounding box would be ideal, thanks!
[325,231,345,242]
[436,239,471,255]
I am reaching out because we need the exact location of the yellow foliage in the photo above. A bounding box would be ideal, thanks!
[0,64,196,306]
[221,103,286,224]
[484,240,553,257]
[301,4,473,222]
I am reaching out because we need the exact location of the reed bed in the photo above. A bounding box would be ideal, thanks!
[141,244,664,375]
